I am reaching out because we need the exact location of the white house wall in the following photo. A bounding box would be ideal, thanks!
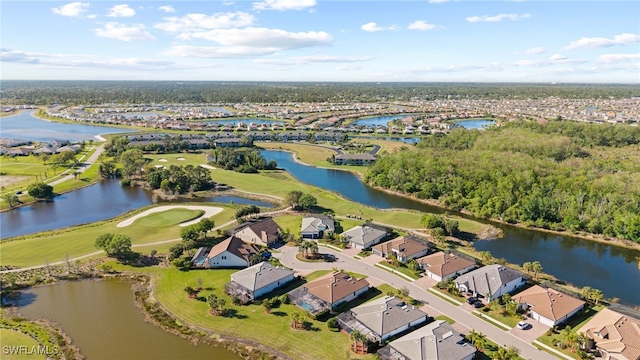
[235,228,266,246]
[332,286,370,308]
[208,251,247,268]
[254,273,295,298]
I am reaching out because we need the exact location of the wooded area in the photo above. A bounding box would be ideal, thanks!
[2,81,638,105]
[365,120,640,242]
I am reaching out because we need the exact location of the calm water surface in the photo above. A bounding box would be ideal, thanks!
[263,150,640,305]
[352,115,409,126]
[0,111,133,142]
[16,279,241,360]
[0,180,272,239]
[453,119,496,129]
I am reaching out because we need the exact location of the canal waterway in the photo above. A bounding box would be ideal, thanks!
[0,179,272,239]
[262,150,640,305]
[16,279,241,360]
[0,111,134,142]
[352,115,410,126]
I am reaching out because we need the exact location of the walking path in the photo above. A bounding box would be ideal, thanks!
[275,245,557,360]
[47,143,106,186]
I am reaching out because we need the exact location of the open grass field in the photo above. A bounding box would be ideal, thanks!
[0,329,46,360]
[134,209,204,227]
[136,267,377,360]
[0,205,235,268]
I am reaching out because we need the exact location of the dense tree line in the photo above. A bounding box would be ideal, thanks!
[2,81,638,105]
[366,121,640,242]
[146,164,214,194]
[209,147,276,173]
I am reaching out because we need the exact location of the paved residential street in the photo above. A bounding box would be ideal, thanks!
[276,245,557,360]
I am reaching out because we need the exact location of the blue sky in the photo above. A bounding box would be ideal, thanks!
[1,1,639,83]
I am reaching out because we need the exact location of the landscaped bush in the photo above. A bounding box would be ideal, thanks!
[327,318,339,332]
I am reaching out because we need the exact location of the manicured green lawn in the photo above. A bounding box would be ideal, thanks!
[376,261,420,280]
[0,329,46,360]
[434,315,456,324]
[428,287,465,305]
[147,267,373,360]
[0,205,235,268]
[273,215,303,237]
[135,209,204,227]
[476,307,521,328]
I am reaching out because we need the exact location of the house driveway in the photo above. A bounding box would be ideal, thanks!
[277,245,556,360]
[412,275,438,289]
[359,254,384,266]
[509,318,550,343]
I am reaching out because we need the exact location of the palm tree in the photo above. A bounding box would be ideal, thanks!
[350,330,368,353]
[466,329,480,344]
[493,345,520,360]
[480,251,493,264]
[531,261,543,280]
[474,332,487,352]
[263,298,273,314]
[291,312,302,329]
[298,241,310,258]
[522,261,533,275]
[308,241,319,258]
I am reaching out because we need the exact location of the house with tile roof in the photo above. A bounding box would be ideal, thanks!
[301,216,335,239]
[417,252,477,282]
[454,264,525,300]
[224,262,295,304]
[337,296,428,343]
[372,236,431,263]
[233,218,283,247]
[512,285,585,327]
[578,307,640,360]
[378,320,476,360]
[192,236,262,269]
[288,271,370,315]
[341,225,387,249]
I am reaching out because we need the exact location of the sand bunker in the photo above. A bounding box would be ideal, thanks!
[158,158,168,162]
[199,164,217,170]
[177,157,185,161]
[116,205,224,228]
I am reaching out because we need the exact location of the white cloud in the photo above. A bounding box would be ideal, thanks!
[158,5,175,13]
[107,4,136,17]
[361,22,397,32]
[597,53,640,63]
[408,20,436,31]
[0,48,174,70]
[162,28,332,58]
[252,0,316,11]
[565,33,640,50]
[254,55,371,65]
[466,13,531,23]
[51,2,90,17]
[155,12,255,35]
[186,27,331,48]
[87,14,97,19]
[429,0,450,3]
[223,1,235,5]
[93,23,156,41]
[337,64,364,71]
[549,54,568,61]
[523,47,546,55]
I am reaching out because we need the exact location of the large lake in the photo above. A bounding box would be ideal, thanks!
[0,111,134,142]
[0,180,272,239]
[16,279,240,360]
